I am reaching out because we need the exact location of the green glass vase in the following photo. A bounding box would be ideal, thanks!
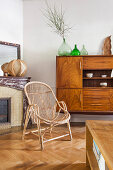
[80,45,88,55]
[70,44,80,56]
[58,38,71,56]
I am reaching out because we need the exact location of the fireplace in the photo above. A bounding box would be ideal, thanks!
[0,76,31,130]
[0,98,11,123]
[0,86,23,129]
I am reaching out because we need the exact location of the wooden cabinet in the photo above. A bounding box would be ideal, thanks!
[56,55,113,114]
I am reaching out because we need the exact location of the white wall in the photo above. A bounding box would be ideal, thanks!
[23,0,113,84]
[23,0,113,121]
[0,0,23,57]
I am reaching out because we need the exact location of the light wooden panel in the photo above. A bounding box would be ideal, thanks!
[56,57,82,88]
[57,88,83,111]
[86,120,113,170]
[83,56,113,70]
[86,124,99,169]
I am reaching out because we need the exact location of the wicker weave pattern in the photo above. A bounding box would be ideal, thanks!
[22,81,72,150]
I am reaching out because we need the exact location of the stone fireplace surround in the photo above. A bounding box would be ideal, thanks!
[0,86,23,128]
[0,76,31,129]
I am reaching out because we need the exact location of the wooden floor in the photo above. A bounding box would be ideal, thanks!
[0,125,90,170]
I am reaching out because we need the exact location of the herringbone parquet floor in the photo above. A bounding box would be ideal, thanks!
[0,125,90,170]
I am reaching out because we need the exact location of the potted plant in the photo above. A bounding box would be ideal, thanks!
[43,3,72,56]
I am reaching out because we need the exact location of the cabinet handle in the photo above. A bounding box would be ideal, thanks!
[80,92,82,106]
[80,60,81,70]
[90,104,103,106]
[79,60,82,75]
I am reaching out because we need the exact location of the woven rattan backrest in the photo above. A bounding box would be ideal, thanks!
[24,81,58,121]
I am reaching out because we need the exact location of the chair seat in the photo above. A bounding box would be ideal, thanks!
[54,112,70,125]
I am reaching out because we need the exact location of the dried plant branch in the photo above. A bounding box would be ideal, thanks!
[43,2,72,40]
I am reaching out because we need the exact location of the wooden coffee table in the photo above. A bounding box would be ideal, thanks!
[86,120,113,170]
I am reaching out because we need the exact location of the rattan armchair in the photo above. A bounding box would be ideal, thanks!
[22,81,72,150]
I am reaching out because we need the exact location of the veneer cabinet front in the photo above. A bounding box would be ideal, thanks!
[56,56,83,112]
[56,57,82,88]
[83,56,113,69]
[57,89,83,111]
[56,55,113,114]
[83,88,113,111]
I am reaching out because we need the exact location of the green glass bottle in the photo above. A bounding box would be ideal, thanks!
[58,38,71,56]
[70,44,80,56]
[80,45,88,55]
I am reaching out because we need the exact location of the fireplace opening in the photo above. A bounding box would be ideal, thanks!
[0,98,11,123]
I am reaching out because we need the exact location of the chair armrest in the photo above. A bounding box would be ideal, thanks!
[27,104,59,124]
[58,101,68,112]
[27,103,69,124]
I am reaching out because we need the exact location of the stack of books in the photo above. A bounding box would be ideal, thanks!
[93,139,105,170]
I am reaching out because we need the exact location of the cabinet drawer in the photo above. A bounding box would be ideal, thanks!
[83,89,111,111]
[83,57,113,69]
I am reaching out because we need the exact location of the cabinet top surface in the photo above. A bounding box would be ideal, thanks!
[86,120,113,169]
[56,55,113,57]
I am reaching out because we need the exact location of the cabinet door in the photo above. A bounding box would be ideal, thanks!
[56,57,82,88]
[57,89,83,111]
[109,89,113,111]
[83,88,111,111]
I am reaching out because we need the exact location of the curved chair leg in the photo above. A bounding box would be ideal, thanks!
[36,118,41,143]
[22,106,30,140]
[37,118,44,150]
[67,121,72,141]
[50,124,53,134]
[40,135,44,150]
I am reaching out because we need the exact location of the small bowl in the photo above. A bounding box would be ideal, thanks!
[100,82,107,87]
[101,75,107,78]
[86,73,93,78]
